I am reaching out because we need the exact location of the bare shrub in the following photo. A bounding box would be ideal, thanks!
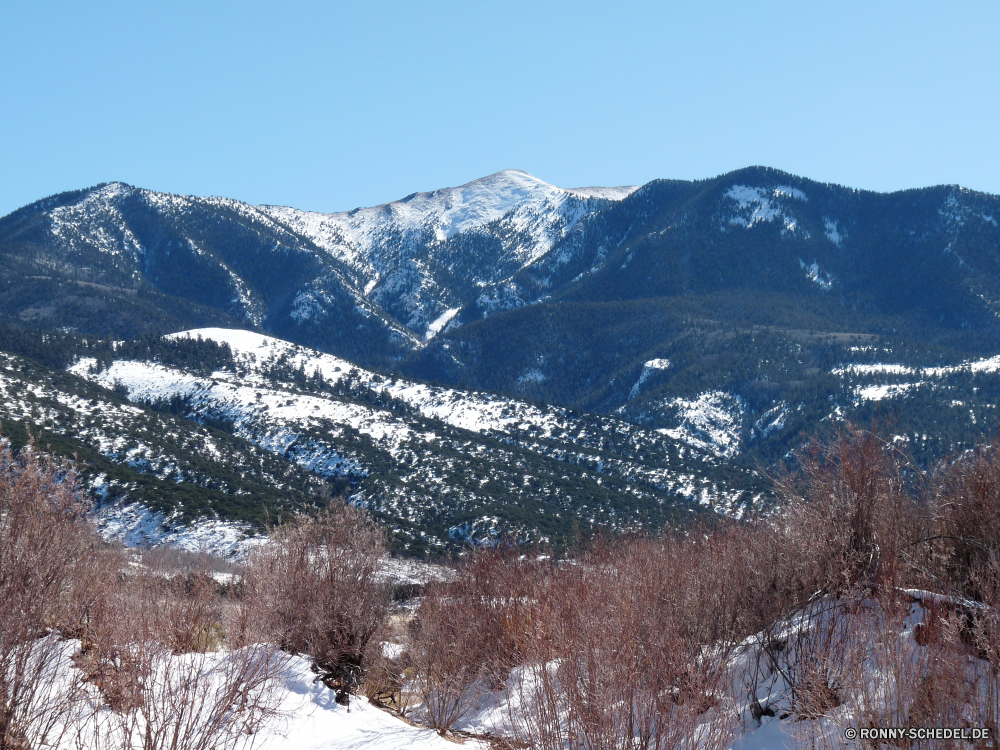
[409,581,488,734]
[160,569,223,654]
[239,504,389,704]
[968,559,1000,737]
[362,647,411,712]
[409,547,545,734]
[498,538,735,750]
[79,643,287,750]
[922,436,1000,736]
[0,442,107,748]
[774,424,918,597]
[140,547,236,579]
[794,589,987,750]
[771,597,869,721]
[929,436,1000,594]
[76,553,287,749]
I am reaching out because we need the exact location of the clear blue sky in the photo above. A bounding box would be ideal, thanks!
[2,1,998,217]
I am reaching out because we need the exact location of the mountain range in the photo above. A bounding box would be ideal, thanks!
[2,167,1000,552]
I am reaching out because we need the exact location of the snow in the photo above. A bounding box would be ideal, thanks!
[658,391,745,459]
[856,383,916,402]
[925,353,1000,377]
[424,308,459,341]
[629,358,671,399]
[41,172,635,340]
[59,327,748,533]
[259,169,626,277]
[725,185,804,234]
[255,170,634,332]
[39,591,990,750]
[257,656,482,750]
[798,259,833,290]
[564,184,638,200]
[92,501,263,557]
[47,645,482,750]
[517,368,546,385]
[751,402,789,440]
[165,329,575,440]
[773,185,807,201]
[824,217,844,245]
[289,290,327,323]
[377,557,454,585]
[832,363,915,376]
[68,357,403,473]
[160,330,709,476]
[832,353,1000,403]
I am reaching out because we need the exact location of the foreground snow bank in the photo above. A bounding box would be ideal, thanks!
[52,645,480,750]
[404,594,997,750]
[259,655,482,750]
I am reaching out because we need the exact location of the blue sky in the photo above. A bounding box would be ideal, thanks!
[1,1,998,216]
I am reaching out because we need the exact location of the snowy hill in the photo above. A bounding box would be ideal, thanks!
[0,326,739,554]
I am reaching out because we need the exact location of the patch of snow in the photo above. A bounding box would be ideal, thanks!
[424,308,459,341]
[824,218,844,245]
[773,185,807,201]
[725,185,804,234]
[377,557,454,585]
[289,290,327,323]
[798,258,833,290]
[658,391,745,459]
[564,185,638,200]
[856,383,916,402]
[751,402,789,440]
[834,353,1000,382]
[55,646,480,750]
[92,501,263,558]
[628,358,671,400]
[517,368,546,385]
[69,357,395,475]
[832,363,915,376]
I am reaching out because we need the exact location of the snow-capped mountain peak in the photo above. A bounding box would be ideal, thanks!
[18,170,641,348]
[256,170,637,334]
[259,168,635,262]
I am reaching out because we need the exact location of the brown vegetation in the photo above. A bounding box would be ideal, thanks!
[406,424,1000,747]
[2,421,1000,749]
[0,444,100,749]
[237,505,389,705]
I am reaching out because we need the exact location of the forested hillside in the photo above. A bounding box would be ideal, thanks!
[1,167,999,549]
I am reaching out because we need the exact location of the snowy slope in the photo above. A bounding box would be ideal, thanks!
[48,645,482,750]
[259,170,637,334]
[32,171,637,342]
[63,328,754,549]
[443,594,989,750]
[261,170,636,276]
[258,655,485,750]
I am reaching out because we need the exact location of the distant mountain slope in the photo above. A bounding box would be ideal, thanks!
[3,167,1000,475]
[258,170,635,336]
[2,319,999,558]
[406,168,1000,462]
[0,182,418,366]
[0,325,754,555]
[0,171,634,364]
[0,343,324,554]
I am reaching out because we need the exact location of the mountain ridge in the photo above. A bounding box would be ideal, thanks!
[2,167,1000,494]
